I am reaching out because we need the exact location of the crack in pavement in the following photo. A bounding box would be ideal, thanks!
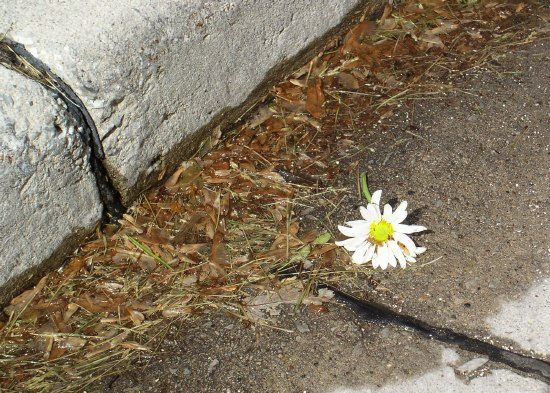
[0,38,124,220]
[323,284,550,383]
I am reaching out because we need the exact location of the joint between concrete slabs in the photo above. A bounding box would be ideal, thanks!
[0,38,124,220]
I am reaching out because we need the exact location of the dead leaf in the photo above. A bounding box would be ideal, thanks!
[305,79,326,118]
[336,72,360,90]
[85,331,130,358]
[248,105,274,128]
[128,309,145,326]
[342,21,376,54]
[427,21,459,36]
[162,307,192,318]
[515,3,525,13]
[4,276,48,318]
[120,342,150,351]
[58,336,87,351]
[419,33,444,48]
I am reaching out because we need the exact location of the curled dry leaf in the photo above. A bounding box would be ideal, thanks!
[305,78,326,118]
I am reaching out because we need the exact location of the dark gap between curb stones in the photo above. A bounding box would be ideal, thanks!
[0,38,124,221]
[319,284,550,383]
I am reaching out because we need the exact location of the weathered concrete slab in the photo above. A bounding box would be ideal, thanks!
[487,280,550,357]
[0,66,102,305]
[97,305,548,392]
[1,0,383,202]
[333,41,550,359]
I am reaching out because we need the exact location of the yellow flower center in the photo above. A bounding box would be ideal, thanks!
[369,220,394,244]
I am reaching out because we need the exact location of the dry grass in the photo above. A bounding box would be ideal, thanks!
[0,0,546,391]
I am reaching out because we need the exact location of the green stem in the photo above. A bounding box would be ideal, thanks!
[359,172,372,203]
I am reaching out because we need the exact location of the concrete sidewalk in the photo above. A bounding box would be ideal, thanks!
[332,40,550,361]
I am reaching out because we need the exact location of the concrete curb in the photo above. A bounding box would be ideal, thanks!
[0,0,385,304]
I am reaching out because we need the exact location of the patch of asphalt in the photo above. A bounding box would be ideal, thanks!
[100,304,546,393]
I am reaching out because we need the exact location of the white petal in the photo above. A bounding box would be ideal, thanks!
[338,225,366,238]
[335,236,366,251]
[345,220,371,232]
[388,240,406,268]
[405,255,417,263]
[395,200,408,214]
[371,249,381,269]
[389,201,408,224]
[377,244,390,270]
[393,223,427,234]
[364,243,376,261]
[371,190,382,206]
[415,246,427,255]
[366,203,381,221]
[387,248,397,267]
[353,243,375,265]
[359,207,377,222]
[393,232,417,255]
[382,204,393,220]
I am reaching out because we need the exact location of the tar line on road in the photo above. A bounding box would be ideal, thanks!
[320,283,550,383]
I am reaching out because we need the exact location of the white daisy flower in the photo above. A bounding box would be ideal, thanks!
[336,190,427,269]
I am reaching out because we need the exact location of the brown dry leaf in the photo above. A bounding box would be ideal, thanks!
[305,79,326,118]
[120,342,150,351]
[177,243,208,253]
[128,309,145,326]
[378,3,393,26]
[211,231,229,270]
[290,114,321,130]
[168,161,202,191]
[61,257,86,279]
[248,105,274,128]
[58,336,87,351]
[427,21,459,36]
[137,228,171,245]
[336,72,360,90]
[48,344,66,361]
[162,307,192,318]
[63,303,80,323]
[85,331,130,358]
[164,165,186,187]
[419,33,444,48]
[74,294,124,314]
[380,17,398,30]
[4,276,48,317]
[309,244,338,257]
[515,3,525,13]
[137,254,158,272]
[342,21,375,53]
[119,214,144,234]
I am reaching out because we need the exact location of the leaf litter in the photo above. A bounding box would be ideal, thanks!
[0,0,546,391]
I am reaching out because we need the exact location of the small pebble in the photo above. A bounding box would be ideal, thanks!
[295,321,310,333]
[457,357,489,373]
[208,359,220,374]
